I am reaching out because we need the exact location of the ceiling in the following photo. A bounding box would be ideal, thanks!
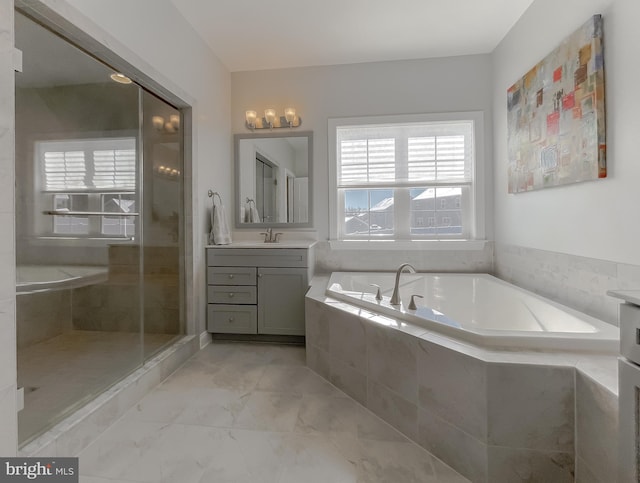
[170,0,535,72]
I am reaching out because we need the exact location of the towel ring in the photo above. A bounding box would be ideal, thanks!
[208,190,222,203]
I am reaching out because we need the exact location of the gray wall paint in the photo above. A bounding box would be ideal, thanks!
[232,54,495,243]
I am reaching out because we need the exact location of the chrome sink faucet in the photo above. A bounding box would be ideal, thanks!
[390,263,416,305]
[260,227,282,243]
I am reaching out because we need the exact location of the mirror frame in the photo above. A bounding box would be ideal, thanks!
[234,131,313,229]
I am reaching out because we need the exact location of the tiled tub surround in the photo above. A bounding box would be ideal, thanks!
[494,242,640,326]
[306,277,618,483]
[314,240,493,273]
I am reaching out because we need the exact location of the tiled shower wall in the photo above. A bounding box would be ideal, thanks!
[494,243,640,326]
[0,0,17,456]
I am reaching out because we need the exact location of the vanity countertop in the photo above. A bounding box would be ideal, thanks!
[206,241,317,249]
[607,289,640,307]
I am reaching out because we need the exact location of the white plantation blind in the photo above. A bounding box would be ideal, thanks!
[408,135,469,182]
[38,138,136,191]
[338,121,473,187]
[340,138,395,184]
[44,151,86,190]
[93,149,136,189]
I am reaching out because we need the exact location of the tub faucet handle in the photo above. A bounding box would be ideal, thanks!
[408,294,423,310]
[369,284,383,301]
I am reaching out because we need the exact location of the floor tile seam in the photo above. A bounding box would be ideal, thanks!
[77,472,142,483]
[297,391,351,400]
[485,442,575,456]
[252,387,346,398]
[416,394,488,442]
[574,455,607,483]
[424,452,472,483]
[307,366,413,443]
[418,404,488,449]
[75,418,175,458]
[168,421,299,435]
[367,378,419,408]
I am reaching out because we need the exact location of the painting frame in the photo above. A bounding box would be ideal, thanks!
[507,15,606,193]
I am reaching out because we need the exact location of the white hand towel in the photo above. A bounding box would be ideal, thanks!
[246,201,261,223]
[210,197,232,245]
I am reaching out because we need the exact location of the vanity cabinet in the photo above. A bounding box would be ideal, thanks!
[206,245,315,336]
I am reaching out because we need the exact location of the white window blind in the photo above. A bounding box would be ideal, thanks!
[93,149,136,189]
[337,121,473,188]
[339,138,395,184]
[408,135,469,182]
[38,138,136,191]
[44,151,86,191]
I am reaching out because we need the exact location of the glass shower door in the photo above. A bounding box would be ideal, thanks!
[15,11,144,445]
[141,90,184,359]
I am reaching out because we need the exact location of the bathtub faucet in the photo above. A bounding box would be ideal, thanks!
[390,263,416,305]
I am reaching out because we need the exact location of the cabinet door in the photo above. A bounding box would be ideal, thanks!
[257,267,308,335]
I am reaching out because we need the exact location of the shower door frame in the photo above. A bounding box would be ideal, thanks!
[13,0,196,447]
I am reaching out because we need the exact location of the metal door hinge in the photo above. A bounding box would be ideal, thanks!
[13,48,23,73]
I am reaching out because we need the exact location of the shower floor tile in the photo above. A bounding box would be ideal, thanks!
[78,342,469,483]
[18,330,177,445]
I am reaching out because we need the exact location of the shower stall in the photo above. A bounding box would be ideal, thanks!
[14,11,186,445]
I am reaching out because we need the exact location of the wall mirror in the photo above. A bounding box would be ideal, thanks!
[235,131,313,229]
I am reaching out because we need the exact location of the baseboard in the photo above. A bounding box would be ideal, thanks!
[210,333,305,345]
[199,330,211,349]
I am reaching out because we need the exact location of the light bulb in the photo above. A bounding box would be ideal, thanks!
[245,110,257,128]
[169,114,180,129]
[284,108,296,125]
[264,109,276,127]
[151,116,164,130]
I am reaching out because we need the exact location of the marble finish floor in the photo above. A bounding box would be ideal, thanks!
[18,330,178,445]
[78,342,468,482]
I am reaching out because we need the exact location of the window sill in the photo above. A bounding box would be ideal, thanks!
[328,239,489,251]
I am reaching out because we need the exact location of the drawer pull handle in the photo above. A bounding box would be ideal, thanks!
[228,316,235,323]
[228,293,235,298]
[228,274,234,279]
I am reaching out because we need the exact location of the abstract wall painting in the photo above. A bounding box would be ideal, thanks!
[507,15,605,193]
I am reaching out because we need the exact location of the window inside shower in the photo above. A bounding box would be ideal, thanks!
[14,11,185,446]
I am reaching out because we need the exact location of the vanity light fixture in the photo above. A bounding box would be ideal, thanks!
[151,114,180,132]
[245,107,302,130]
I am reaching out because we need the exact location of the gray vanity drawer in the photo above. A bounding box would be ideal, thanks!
[207,285,257,304]
[207,248,308,268]
[207,304,257,334]
[207,266,256,286]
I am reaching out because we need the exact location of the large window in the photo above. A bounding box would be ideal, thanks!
[330,113,482,241]
[36,137,137,238]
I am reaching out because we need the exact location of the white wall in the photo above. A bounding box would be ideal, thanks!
[492,0,640,265]
[0,0,18,456]
[56,0,232,334]
[232,55,494,242]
